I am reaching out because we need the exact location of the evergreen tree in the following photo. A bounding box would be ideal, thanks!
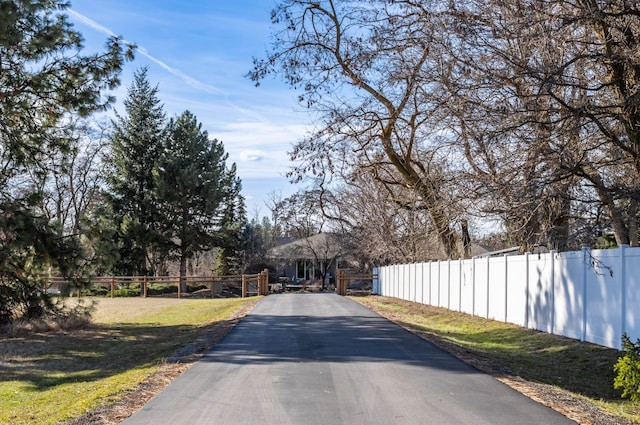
[105,67,166,276]
[0,0,133,324]
[215,164,246,275]
[155,111,243,292]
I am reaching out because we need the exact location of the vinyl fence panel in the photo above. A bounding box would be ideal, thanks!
[584,248,623,349]
[373,245,639,349]
[429,262,439,308]
[553,250,585,342]
[506,254,528,326]
[625,248,640,341]
[449,260,462,312]
[415,263,424,305]
[487,256,507,322]
[439,260,450,309]
[460,260,474,315]
[527,252,554,334]
[474,257,489,318]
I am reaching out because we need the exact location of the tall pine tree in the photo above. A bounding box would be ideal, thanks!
[0,0,132,324]
[155,111,243,292]
[106,67,166,275]
[215,163,246,275]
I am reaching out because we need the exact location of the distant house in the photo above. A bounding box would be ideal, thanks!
[267,232,350,286]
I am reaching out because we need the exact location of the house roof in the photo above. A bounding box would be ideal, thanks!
[267,233,346,260]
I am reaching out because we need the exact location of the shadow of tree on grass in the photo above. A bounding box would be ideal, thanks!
[0,320,233,391]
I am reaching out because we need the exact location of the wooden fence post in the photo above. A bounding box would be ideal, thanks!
[337,271,345,296]
[177,276,182,299]
[262,268,269,295]
[143,276,148,298]
[110,277,115,298]
[242,274,247,298]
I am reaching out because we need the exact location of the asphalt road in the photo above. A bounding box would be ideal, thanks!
[122,293,576,425]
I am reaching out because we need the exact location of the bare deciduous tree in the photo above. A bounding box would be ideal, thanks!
[37,120,111,237]
[251,0,465,258]
[445,0,640,249]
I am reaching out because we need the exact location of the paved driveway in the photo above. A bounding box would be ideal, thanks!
[122,293,575,425]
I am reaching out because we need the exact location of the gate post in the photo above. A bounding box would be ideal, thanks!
[337,271,346,296]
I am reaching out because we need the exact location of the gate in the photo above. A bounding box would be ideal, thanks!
[336,271,378,296]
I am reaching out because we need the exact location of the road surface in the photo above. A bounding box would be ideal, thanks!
[122,293,575,425]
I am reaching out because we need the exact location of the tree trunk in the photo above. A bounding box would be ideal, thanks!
[628,198,639,247]
[461,219,472,259]
[179,245,188,294]
[584,166,630,246]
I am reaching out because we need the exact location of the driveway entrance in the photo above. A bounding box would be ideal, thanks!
[123,293,575,425]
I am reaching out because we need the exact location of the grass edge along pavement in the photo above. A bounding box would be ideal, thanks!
[351,295,640,425]
[0,297,259,425]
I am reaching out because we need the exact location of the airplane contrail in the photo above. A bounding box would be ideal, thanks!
[67,9,227,97]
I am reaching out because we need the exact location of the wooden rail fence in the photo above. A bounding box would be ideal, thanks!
[241,269,269,298]
[46,269,271,299]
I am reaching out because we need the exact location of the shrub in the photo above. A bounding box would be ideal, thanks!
[81,286,109,297]
[113,286,142,297]
[188,284,208,293]
[146,284,178,295]
[1,298,95,335]
[614,333,640,402]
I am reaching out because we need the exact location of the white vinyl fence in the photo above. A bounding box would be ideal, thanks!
[373,245,640,350]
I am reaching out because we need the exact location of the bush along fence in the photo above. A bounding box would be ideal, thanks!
[46,270,271,299]
[373,245,640,350]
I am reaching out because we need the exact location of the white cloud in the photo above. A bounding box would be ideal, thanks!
[240,150,266,161]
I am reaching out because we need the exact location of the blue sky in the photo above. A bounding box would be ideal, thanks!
[67,1,309,217]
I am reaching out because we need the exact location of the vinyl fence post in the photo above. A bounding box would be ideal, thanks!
[550,250,557,334]
[504,254,508,323]
[459,259,463,313]
[428,262,432,305]
[472,257,476,316]
[447,259,451,309]
[581,247,589,341]
[620,244,628,348]
[524,253,530,328]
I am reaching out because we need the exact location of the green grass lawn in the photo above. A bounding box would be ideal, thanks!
[3,294,638,424]
[0,297,255,425]
[353,296,640,424]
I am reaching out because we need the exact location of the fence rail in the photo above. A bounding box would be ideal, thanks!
[46,270,270,299]
[374,245,640,350]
